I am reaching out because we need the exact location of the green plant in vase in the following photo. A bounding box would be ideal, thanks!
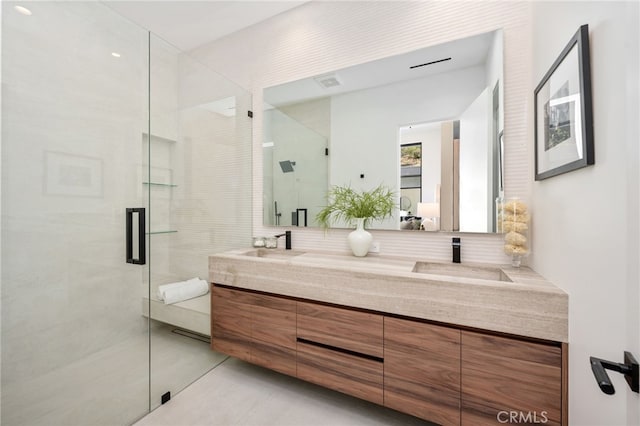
[316,184,396,256]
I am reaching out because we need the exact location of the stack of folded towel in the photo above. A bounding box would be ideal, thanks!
[157,278,209,305]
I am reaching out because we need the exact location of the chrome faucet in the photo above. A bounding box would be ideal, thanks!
[274,230,292,250]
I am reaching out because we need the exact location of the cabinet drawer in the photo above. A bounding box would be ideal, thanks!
[384,317,461,426]
[297,301,383,358]
[297,339,383,405]
[211,286,252,361]
[461,331,562,426]
[251,293,296,376]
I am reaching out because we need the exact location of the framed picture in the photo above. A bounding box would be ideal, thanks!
[44,151,103,197]
[534,24,594,180]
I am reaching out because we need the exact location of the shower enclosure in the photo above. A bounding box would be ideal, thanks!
[1,2,252,425]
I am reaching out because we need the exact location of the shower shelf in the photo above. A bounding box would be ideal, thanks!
[143,132,176,144]
[143,182,177,187]
[147,230,178,235]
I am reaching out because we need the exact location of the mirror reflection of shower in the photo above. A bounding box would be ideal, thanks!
[279,160,296,173]
[274,161,296,224]
[274,201,281,225]
[263,106,328,227]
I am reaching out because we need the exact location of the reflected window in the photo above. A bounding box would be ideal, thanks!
[400,143,422,216]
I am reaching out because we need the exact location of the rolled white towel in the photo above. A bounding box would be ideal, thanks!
[157,278,198,300]
[158,278,209,305]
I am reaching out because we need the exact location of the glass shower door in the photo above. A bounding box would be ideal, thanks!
[146,34,252,410]
[1,2,151,425]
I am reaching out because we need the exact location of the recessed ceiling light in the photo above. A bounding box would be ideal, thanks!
[111,52,121,58]
[14,5,32,16]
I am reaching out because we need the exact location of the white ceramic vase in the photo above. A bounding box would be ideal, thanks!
[348,218,373,257]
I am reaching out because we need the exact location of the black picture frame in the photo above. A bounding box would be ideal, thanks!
[534,24,594,181]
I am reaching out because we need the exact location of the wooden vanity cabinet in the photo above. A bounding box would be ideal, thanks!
[211,286,296,377]
[211,285,566,425]
[461,331,563,426]
[384,317,461,426]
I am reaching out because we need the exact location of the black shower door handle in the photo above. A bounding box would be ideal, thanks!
[126,208,146,265]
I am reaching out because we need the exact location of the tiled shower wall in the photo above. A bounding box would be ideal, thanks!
[148,37,253,291]
[192,1,533,264]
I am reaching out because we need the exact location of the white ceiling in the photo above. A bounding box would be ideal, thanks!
[102,2,498,110]
[103,1,307,51]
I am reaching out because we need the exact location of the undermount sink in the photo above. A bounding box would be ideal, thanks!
[412,261,512,282]
[243,248,305,259]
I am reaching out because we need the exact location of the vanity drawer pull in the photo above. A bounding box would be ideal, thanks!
[297,338,383,363]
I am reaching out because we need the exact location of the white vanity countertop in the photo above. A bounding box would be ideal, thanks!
[209,248,568,342]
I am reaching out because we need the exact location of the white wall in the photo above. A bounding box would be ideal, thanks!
[192,1,530,263]
[485,29,504,132]
[530,2,640,425]
[459,87,490,232]
[330,66,485,229]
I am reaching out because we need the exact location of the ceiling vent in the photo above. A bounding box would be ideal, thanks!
[314,73,342,89]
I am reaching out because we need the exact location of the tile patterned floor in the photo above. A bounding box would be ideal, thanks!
[134,357,433,426]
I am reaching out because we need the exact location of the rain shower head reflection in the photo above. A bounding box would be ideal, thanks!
[279,160,296,173]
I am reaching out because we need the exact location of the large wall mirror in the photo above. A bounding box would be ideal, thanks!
[263,29,504,233]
